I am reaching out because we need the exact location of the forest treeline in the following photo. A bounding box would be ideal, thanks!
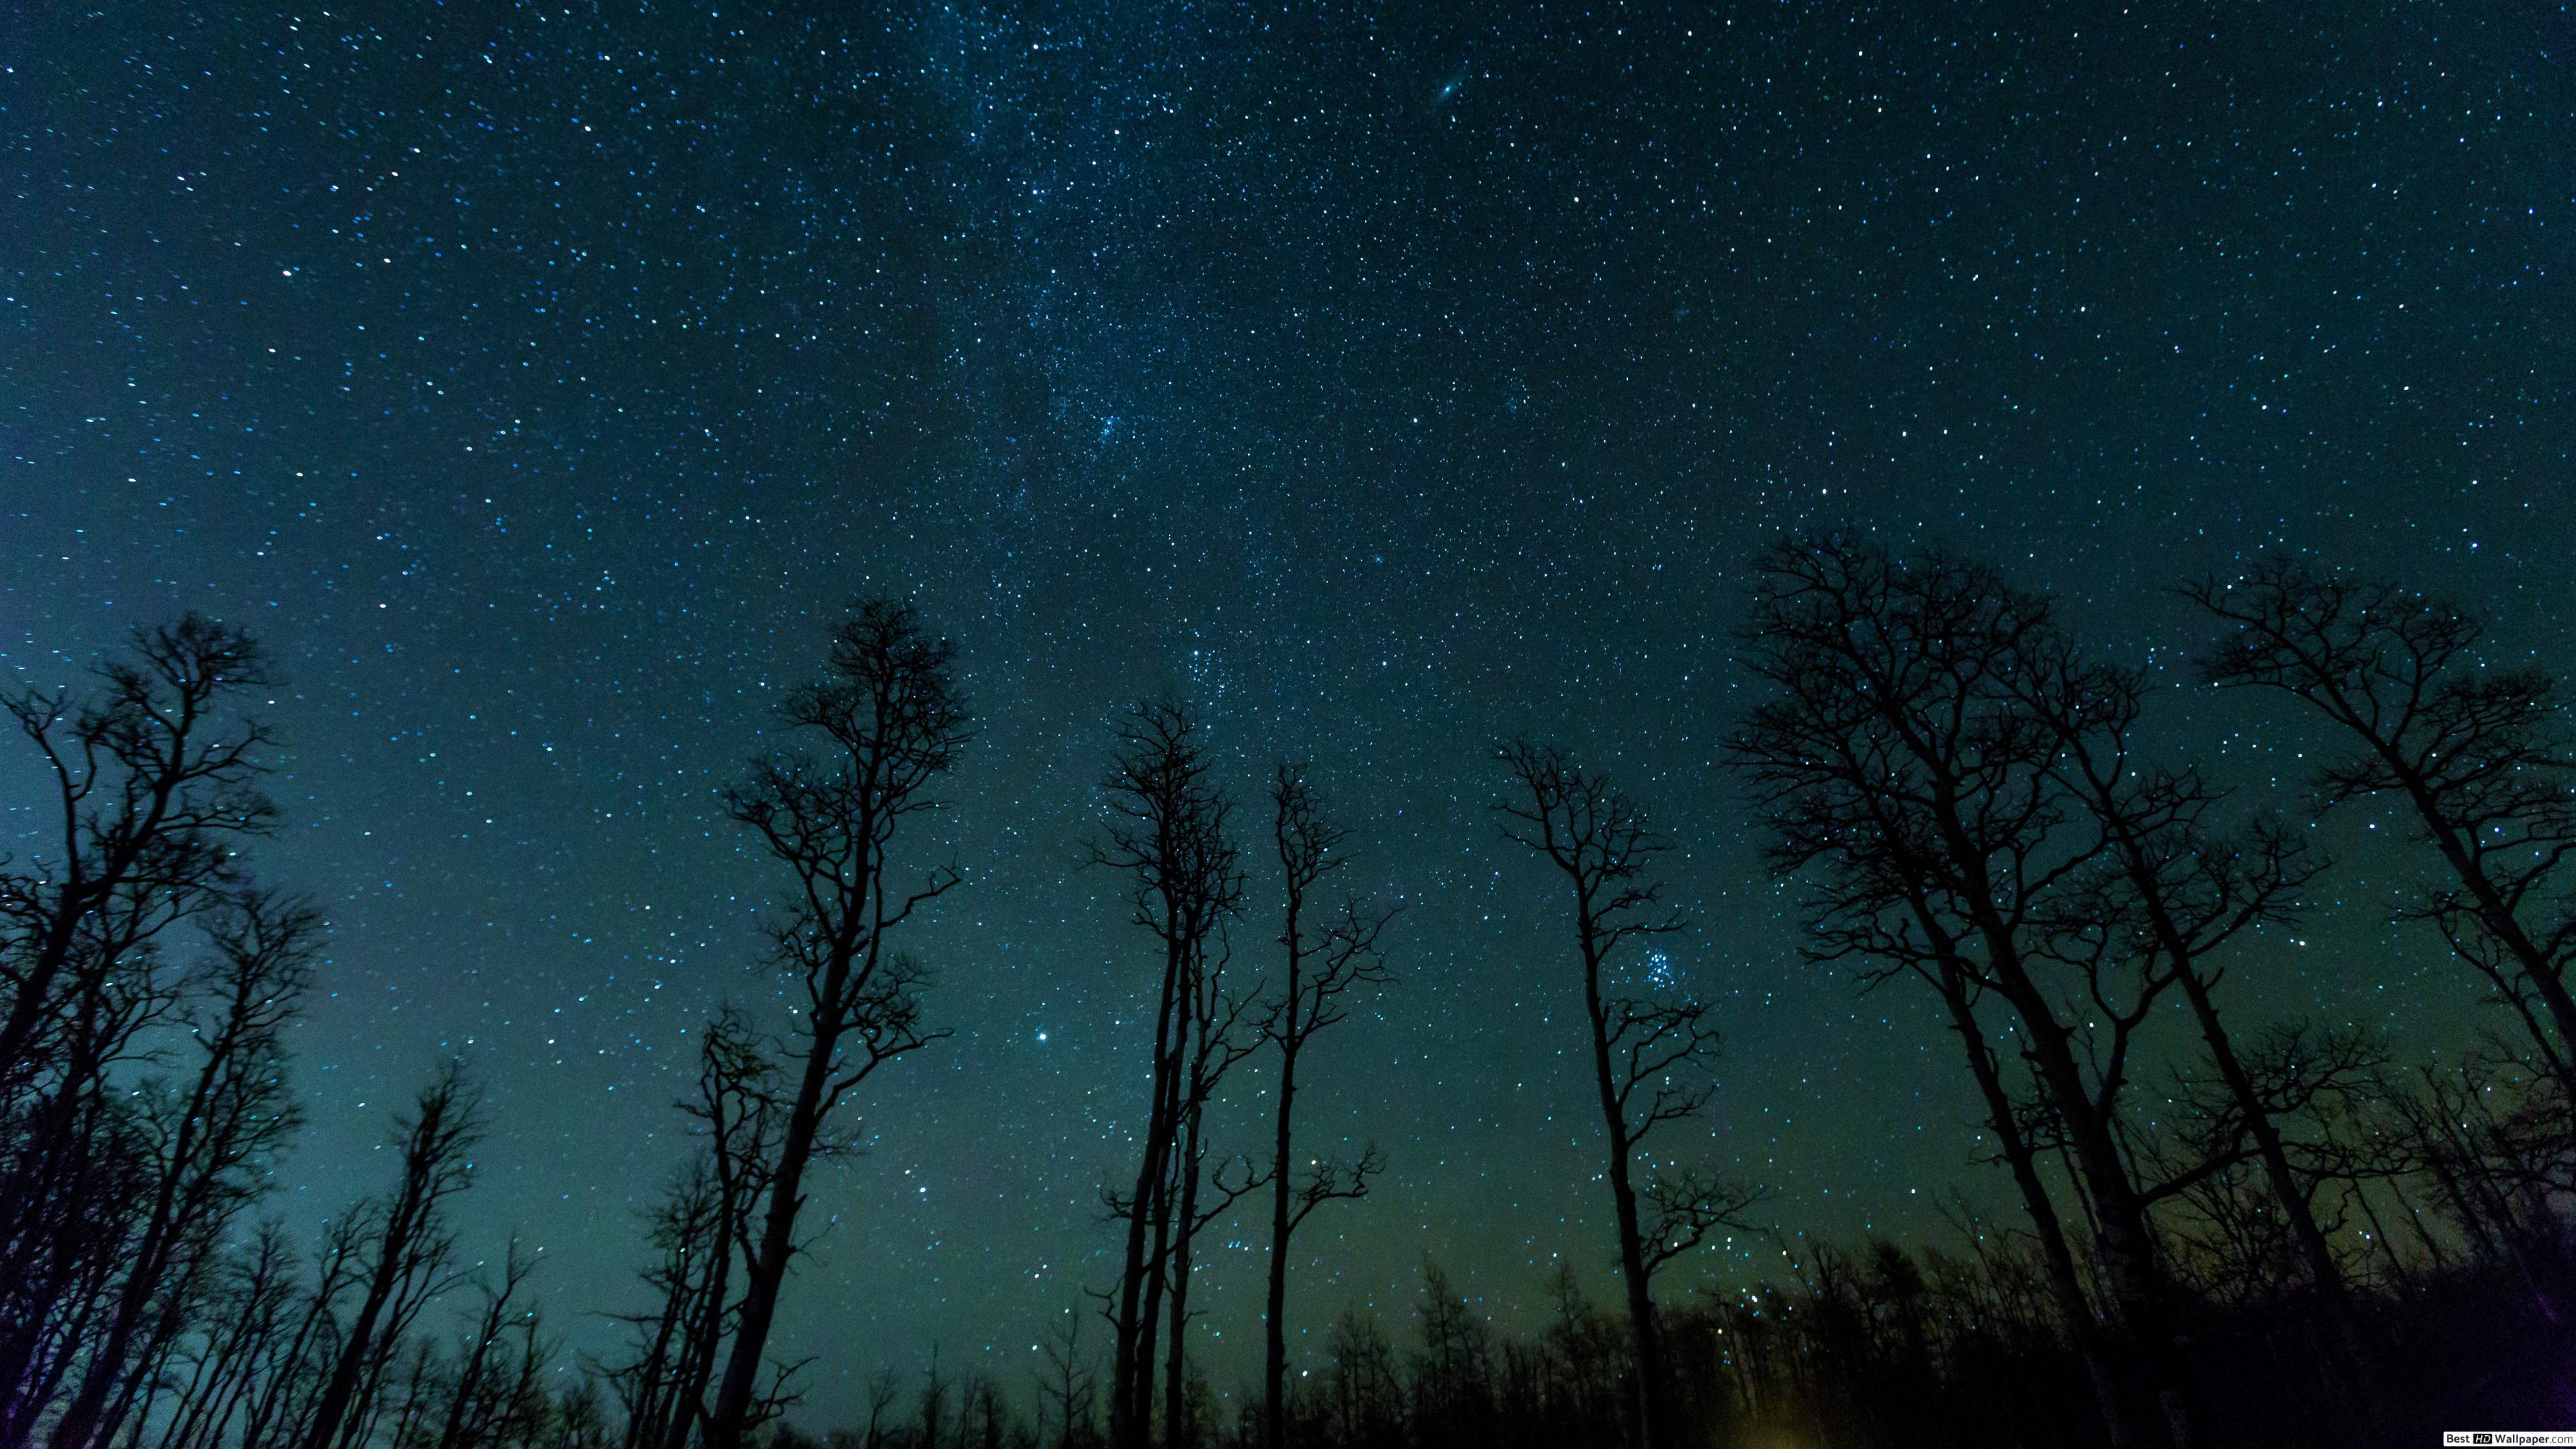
[3,539,2571,1449]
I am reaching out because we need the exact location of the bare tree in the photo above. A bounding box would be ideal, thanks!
[2143,1021,2388,1305]
[603,1163,721,1449]
[2187,558,2576,1109]
[704,599,968,1449]
[608,1010,784,1449]
[299,1063,480,1449]
[1034,1309,1099,1449]
[155,1220,299,1449]
[0,615,278,1087]
[0,617,283,1449]
[2019,663,2357,1329]
[431,1239,541,1449]
[1158,943,1267,1449]
[553,1379,611,1449]
[1089,702,1245,1449]
[1408,1261,1494,1434]
[1729,538,2198,1447]
[0,950,170,1448]
[49,889,317,1449]
[238,1211,371,1449]
[1259,763,1391,1449]
[1495,739,1760,1449]
[858,1366,902,1449]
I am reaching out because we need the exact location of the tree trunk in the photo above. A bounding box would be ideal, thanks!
[1941,982,2150,1449]
[2014,1002,2198,1449]
[1577,908,1667,1449]
[704,992,846,1449]
[1163,1098,1207,1449]
[1263,1035,1299,1449]
[1936,776,2197,1449]
[299,1238,409,1449]
[2403,765,2576,1089]
[51,1032,236,1449]
[2170,966,2346,1301]
[1111,945,1187,1449]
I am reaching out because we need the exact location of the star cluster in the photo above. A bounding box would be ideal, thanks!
[3,0,2568,1421]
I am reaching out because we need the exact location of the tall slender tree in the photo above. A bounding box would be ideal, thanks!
[0,615,278,1086]
[154,1218,298,1449]
[607,1008,784,1449]
[1091,702,1244,1449]
[703,599,968,1449]
[2019,657,2352,1319]
[431,1239,542,1449]
[1731,537,2204,1448]
[1496,740,1759,1449]
[299,1063,480,1449]
[0,616,283,1449]
[49,889,316,1449]
[1259,763,1391,1449]
[1158,938,1266,1449]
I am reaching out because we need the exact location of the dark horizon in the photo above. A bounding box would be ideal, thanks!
[3,3,2570,1443]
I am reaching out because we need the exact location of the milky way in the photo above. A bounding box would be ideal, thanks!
[3,1,2568,1422]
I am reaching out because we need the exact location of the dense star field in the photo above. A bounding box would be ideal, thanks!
[3,0,2569,1432]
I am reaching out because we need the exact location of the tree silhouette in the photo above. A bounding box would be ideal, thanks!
[4,591,2575,1449]
[1089,702,1245,1449]
[705,599,968,1449]
[1158,927,1267,1449]
[0,615,286,1449]
[431,1238,544,1449]
[0,615,278,1087]
[1260,762,1392,1449]
[2187,557,2576,1112]
[1495,739,1760,1449]
[607,1009,786,1449]
[299,1063,481,1449]
[48,889,317,1449]
[1034,1309,1101,1449]
[2011,652,2362,1358]
[1729,537,2200,1448]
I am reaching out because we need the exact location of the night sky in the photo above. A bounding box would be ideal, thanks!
[4,0,2571,1424]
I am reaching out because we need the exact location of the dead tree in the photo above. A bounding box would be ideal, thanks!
[1260,763,1392,1449]
[0,932,173,1448]
[703,599,967,1449]
[1158,941,1267,1449]
[299,1063,480,1449]
[0,616,281,1449]
[609,1010,783,1449]
[378,1341,439,1449]
[2019,661,2356,1328]
[604,1163,723,1449]
[0,615,278,1090]
[431,1239,540,1449]
[1729,537,2200,1448]
[1495,739,1761,1449]
[2187,558,2576,1110]
[1034,1309,1100,1449]
[2143,1021,2388,1303]
[49,889,317,1449]
[555,1380,612,1449]
[154,1219,298,1449]
[1089,702,1244,1449]
[237,1213,371,1449]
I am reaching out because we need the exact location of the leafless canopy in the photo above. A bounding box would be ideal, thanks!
[1259,761,1394,1449]
[702,597,969,1449]
[1089,699,1254,1449]
[1495,737,1761,1449]
[2186,556,2576,1097]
